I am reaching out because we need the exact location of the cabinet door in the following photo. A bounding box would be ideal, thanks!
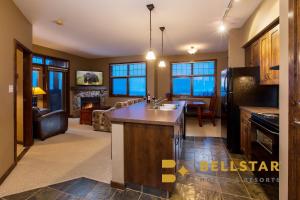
[269,25,280,84]
[245,46,252,67]
[245,121,252,160]
[240,112,246,153]
[260,33,270,85]
[252,40,260,67]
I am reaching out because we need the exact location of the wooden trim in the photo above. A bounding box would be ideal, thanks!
[170,59,217,98]
[14,40,33,155]
[243,17,280,48]
[0,163,17,185]
[17,147,30,162]
[288,0,297,199]
[33,53,69,63]
[109,62,147,97]
[111,181,126,190]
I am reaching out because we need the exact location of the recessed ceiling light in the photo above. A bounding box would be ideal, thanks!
[218,22,226,33]
[187,46,198,55]
[54,19,64,26]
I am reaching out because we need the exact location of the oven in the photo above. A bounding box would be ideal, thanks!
[249,113,279,180]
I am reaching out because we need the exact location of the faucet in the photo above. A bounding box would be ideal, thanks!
[152,98,167,109]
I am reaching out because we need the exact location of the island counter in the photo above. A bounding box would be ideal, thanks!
[108,101,186,195]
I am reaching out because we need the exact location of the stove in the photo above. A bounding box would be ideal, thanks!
[251,113,279,134]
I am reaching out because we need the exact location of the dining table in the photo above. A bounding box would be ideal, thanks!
[185,100,207,127]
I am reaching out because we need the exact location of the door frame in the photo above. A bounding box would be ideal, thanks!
[289,0,299,198]
[14,40,33,162]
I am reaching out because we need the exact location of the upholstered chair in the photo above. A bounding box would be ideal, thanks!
[114,102,123,109]
[133,99,139,104]
[127,100,135,105]
[92,107,115,132]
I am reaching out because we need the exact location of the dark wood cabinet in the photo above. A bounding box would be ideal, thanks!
[244,23,279,85]
[245,40,260,67]
[124,112,184,193]
[240,110,252,160]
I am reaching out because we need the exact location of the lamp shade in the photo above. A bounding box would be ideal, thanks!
[32,87,46,95]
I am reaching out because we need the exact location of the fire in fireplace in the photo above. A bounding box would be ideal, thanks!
[81,97,101,110]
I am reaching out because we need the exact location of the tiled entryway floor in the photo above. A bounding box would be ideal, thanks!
[1,137,278,200]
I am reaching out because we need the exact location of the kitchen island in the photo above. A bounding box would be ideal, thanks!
[108,101,185,195]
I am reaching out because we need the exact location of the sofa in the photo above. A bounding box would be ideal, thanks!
[92,98,144,132]
[33,107,68,140]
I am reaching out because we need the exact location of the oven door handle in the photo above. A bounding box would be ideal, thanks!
[249,119,278,135]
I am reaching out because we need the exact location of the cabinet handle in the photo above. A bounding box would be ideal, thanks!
[294,119,300,126]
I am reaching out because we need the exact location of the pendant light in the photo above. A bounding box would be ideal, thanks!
[145,4,156,60]
[158,27,166,68]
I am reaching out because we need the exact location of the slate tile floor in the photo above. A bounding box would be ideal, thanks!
[2,137,278,200]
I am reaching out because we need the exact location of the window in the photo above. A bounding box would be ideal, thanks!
[171,61,216,97]
[31,54,70,112]
[110,62,147,97]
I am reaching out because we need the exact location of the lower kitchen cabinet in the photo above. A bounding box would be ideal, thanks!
[240,110,252,160]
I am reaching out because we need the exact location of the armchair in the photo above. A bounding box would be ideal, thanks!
[33,108,68,140]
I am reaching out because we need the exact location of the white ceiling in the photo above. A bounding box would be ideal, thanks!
[13,0,262,58]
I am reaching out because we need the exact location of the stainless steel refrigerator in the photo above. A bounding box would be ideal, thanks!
[220,67,279,153]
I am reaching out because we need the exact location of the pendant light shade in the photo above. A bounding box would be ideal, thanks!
[146,4,156,61]
[158,26,166,68]
[158,60,166,68]
[146,50,156,60]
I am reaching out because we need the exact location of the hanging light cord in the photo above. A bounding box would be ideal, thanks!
[161,29,164,56]
[150,9,152,49]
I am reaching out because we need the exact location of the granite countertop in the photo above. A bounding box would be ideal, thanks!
[240,106,279,114]
[108,101,185,126]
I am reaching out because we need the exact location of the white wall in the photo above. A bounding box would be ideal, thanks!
[279,0,288,199]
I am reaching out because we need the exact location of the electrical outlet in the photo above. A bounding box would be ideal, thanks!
[9,85,14,93]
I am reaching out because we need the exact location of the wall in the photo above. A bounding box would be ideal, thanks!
[0,0,32,181]
[228,0,280,67]
[89,52,228,115]
[32,45,94,115]
[16,49,24,143]
[279,0,288,199]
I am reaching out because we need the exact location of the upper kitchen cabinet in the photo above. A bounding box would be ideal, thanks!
[244,21,279,85]
[245,40,260,67]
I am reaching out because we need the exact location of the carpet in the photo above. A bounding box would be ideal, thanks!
[0,118,112,197]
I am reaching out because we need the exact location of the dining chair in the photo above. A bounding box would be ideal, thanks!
[202,96,218,126]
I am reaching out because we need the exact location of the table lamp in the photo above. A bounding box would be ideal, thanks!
[32,87,46,107]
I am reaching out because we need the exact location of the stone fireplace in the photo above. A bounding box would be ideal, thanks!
[71,86,108,117]
[81,97,101,110]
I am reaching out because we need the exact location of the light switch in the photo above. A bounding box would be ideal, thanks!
[9,85,14,93]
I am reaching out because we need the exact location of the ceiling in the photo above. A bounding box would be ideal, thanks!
[13,0,262,58]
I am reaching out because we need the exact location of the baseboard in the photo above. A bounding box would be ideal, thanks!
[17,147,30,162]
[0,162,16,185]
[111,181,125,190]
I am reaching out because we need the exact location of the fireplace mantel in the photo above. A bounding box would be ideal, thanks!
[71,86,107,92]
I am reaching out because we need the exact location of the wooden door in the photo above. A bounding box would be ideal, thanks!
[269,25,280,84]
[289,0,300,198]
[260,33,270,84]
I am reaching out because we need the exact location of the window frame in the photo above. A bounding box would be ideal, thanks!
[170,59,217,98]
[32,53,70,115]
[109,61,147,97]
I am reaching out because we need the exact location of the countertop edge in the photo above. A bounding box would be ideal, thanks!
[239,106,279,114]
